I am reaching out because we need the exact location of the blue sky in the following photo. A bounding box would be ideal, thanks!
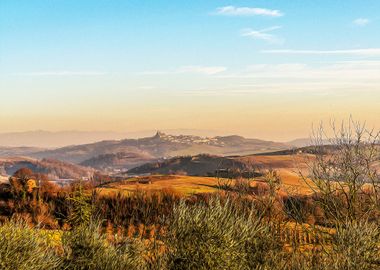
[2,0,380,71]
[1,1,380,140]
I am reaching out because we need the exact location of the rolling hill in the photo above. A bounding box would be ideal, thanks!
[128,151,312,178]
[0,146,46,157]
[0,157,95,180]
[30,132,289,169]
[127,154,250,176]
[80,152,155,171]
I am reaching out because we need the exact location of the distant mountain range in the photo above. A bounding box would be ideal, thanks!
[0,129,222,148]
[0,146,45,157]
[0,130,313,148]
[0,130,129,148]
[28,132,289,169]
[0,132,315,173]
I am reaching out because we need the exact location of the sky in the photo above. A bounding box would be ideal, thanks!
[1,0,380,141]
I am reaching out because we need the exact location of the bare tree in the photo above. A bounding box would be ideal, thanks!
[303,117,380,223]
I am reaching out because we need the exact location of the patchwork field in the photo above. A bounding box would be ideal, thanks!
[97,175,218,195]
[97,154,315,196]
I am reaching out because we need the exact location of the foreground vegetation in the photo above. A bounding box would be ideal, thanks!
[1,193,379,270]
[1,120,380,269]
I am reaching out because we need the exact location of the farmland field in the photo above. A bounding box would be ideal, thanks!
[97,154,315,196]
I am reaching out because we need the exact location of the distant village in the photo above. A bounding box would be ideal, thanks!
[154,131,225,146]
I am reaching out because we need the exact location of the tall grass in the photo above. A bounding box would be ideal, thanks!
[94,189,181,227]
[0,219,61,270]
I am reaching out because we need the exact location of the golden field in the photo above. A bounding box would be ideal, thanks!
[97,154,316,196]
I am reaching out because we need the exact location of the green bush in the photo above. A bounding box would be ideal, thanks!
[264,221,380,270]
[165,198,279,270]
[0,219,61,270]
[66,185,93,227]
[328,221,380,269]
[61,220,146,270]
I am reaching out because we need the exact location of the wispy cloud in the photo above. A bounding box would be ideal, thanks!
[215,6,283,17]
[353,18,370,26]
[178,66,227,75]
[139,66,227,76]
[262,48,380,56]
[183,61,380,96]
[241,26,283,44]
[217,61,380,81]
[138,85,156,90]
[14,71,108,76]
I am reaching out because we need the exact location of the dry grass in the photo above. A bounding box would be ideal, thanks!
[97,175,222,196]
[238,154,312,170]
[97,171,314,197]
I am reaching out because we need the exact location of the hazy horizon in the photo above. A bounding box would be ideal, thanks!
[1,1,380,141]
[0,129,313,148]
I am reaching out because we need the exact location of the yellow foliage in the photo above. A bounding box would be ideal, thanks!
[26,179,37,193]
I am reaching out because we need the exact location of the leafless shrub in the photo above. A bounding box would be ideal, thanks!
[303,117,380,223]
[254,170,285,221]
[234,177,252,194]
